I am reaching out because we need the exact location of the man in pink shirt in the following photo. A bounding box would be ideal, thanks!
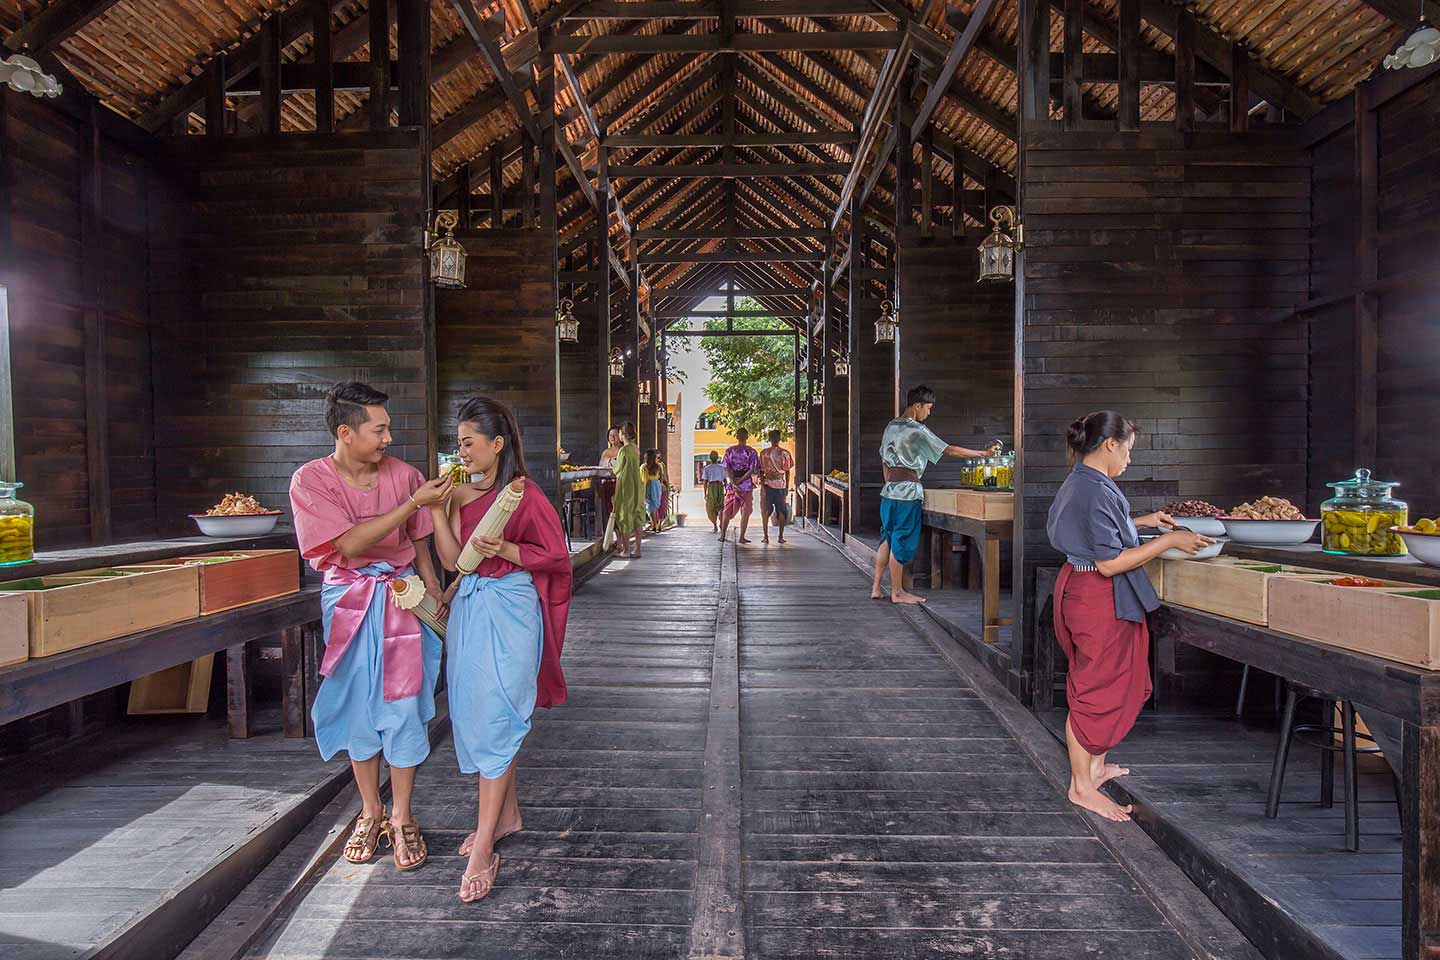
[289,382,452,871]
[758,429,794,545]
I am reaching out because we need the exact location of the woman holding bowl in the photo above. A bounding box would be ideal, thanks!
[1046,411,1213,822]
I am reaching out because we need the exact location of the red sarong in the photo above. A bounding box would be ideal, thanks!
[1053,563,1151,756]
[721,484,753,523]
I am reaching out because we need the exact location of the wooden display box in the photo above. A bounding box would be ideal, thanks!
[1144,560,1164,600]
[923,488,1014,521]
[1268,578,1440,669]
[1161,557,1331,625]
[0,593,27,667]
[119,550,299,615]
[128,655,215,714]
[0,566,200,658]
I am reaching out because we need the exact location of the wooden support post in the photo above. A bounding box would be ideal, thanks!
[80,113,110,544]
[950,149,963,237]
[1175,3,1195,134]
[396,0,430,128]
[1018,0,1051,131]
[312,0,334,133]
[1229,42,1249,133]
[1118,0,1140,132]
[258,13,282,135]
[920,131,933,238]
[205,52,227,137]
[490,146,503,228]
[457,163,471,229]
[1355,83,1378,468]
[368,0,389,130]
[628,251,641,428]
[226,642,254,739]
[281,626,306,738]
[521,132,536,229]
[598,188,613,429]
[1063,0,1084,128]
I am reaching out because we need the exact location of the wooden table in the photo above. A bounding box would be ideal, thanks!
[922,490,1014,643]
[560,468,611,544]
[821,478,849,535]
[0,585,322,739]
[19,531,297,579]
[1225,541,1440,587]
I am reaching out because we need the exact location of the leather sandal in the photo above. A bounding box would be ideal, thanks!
[459,818,523,857]
[388,819,429,872]
[342,808,389,864]
[459,853,501,903]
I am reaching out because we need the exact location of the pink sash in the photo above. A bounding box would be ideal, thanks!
[322,566,423,703]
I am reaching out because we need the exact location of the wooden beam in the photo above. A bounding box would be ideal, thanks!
[563,0,884,16]
[258,14,282,135]
[3,0,124,53]
[608,132,856,148]
[547,31,904,53]
[312,0,334,133]
[1063,0,1083,128]
[396,0,430,127]
[205,52,228,137]
[1018,0,1050,129]
[1175,2,1195,134]
[1229,42,1249,133]
[912,0,998,142]
[654,286,811,299]
[640,251,827,264]
[1118,0,1140,131]
[449,1,541,141]
[369,0,390,129]
[638,228,828,241]
[610,163,850,178]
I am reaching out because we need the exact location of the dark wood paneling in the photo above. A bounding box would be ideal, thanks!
[0,93,157,548]
[559,298,608,463]
[436,228,560,501]
[150,130,431,529]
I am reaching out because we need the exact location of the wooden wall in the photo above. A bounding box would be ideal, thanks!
[150,130,432,528]
[558,298,607,464]
[1017,129,1311,636]
[0,92,158,548]
[436,228,559,500]
[848,285,893,536]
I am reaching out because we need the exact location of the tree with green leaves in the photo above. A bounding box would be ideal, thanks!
[700,302,796,439]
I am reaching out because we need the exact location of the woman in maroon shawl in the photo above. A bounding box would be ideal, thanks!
[429,397,571,902]
[1046,411,1211,822]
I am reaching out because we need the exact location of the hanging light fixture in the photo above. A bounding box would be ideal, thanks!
[556,298,579,343]
[815,382,826,406]
[978,205,1022,283]
[832,349,850,379]
[0,55,62,98]
[797,406,808,422]
[639,380,652,405]
[1386,1,1440,69]
[874,300,898,344]
[657,403,668,421]
[609,347,625,379]
[426,211,466,288]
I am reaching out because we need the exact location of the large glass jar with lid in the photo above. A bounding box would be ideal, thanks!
[1321,468,1408,556]
[0,482,35,566]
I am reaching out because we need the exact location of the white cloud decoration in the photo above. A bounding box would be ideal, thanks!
[0,54,63,97]
[1384,20,1440,70]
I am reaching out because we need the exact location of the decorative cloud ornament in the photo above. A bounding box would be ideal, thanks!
[0,55,62,97]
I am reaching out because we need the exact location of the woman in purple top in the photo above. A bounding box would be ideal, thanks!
[719,428,762,544]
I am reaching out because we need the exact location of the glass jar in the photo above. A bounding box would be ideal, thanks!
[0,482,35,566]
[438,452,469,485]
[981,456,997,487]
[996,453,1015,489]
[1321,468,1408,556]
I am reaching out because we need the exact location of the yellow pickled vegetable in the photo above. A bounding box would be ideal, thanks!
[0,515,34,565]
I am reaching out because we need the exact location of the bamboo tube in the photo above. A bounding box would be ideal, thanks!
[389,575,449,638]
[455,479,526,574]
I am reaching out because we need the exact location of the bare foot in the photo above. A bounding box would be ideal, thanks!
[778,537,786,544]
[739,537,752,544]
[459,814,523,857]
[1093,762,1130,787]
[891,590,927,605]
[870,584,884,599]
[762,538,770,544]
[1068,784,1133,822]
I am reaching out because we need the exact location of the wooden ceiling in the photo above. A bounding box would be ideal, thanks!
[1,0,1412,325]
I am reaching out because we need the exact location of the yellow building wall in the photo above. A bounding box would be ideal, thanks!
[690,410,796,489]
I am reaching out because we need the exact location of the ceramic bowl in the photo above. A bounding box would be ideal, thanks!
[1172,516,1226,538]
[1395,527,1440,567]
[1218,517,1320,545]
[190,513,282,537]
[1142,535,1225,561]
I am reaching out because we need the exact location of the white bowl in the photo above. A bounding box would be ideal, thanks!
[1395,528,1440,567]
[1219,517,1320,545]
[1142,535,1225,561]
[190,513,282,537]
[1172,516,1226,538]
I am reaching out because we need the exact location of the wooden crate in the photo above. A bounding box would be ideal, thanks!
[128,655,214,714]
[1144,560,1164,600]
[119,550,299,615]
[0,566,200,658]
[1268,579,1440,669]
[0,593,27,667]
[1161,557,1332,625]
[923,489,1013,521]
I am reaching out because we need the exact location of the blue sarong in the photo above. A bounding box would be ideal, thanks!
[446,570,544,778]
[312,562,442,767]
[645,478,663,514]
[879,496,924,564]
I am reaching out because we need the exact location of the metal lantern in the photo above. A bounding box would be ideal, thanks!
[874,300,898,344]
[797,406,808,422]
[427,211,466,289]
[1386,1,1440,69]
[657,404,668,421]
[814,382,826,406]
[609,347,625,379]
[0,55,62,97]
[978,205,1022,283]
[556,298,579,343]
[832,350,850,379]
[639,381,652,405]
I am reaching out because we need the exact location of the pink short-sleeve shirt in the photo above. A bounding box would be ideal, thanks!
[289,455,433,573]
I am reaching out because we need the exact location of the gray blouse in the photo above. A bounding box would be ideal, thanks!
[1045,463,1159,623]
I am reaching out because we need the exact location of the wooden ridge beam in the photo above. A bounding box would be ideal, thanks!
[638,228,827,240]
[562,0,886,17]
[3,0,125,52]
[547,31,904,53]
[611,162,849,178]
[640,251,826,265]
[608,131,856,148]
[654,286,811,299]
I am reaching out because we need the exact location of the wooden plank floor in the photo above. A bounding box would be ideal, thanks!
[1040,706,1402,960]
[239,526,1218,958]
[0,709,344,960]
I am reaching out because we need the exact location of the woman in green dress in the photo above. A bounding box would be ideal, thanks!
[611,421,647,558]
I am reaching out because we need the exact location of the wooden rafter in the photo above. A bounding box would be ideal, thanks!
[3,0,125,53]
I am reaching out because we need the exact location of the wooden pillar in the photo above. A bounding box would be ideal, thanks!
[1229,43,1250,133]
[597,192,613,443]
[205,52,227,138]
[258,14,282,135]
[80,112,111,543]
[846,193,871,534]
[1118,0,1140,132]
[368,0,389,130]
[893,92,912,415]
[627,251,641,434]
[226,643,254,739]
[490,147,503,228]
[1063,0,1084,129]
[396,0,430,129]
[539,33,560,503]
[820,246,833,478]
[1018,0,1051,133]
[1355,83,1378,468]
[1175,3,1196,134]
[312,0,333,133]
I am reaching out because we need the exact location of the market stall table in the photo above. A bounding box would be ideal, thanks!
[560,467,612,544]
[922,489,1013,643]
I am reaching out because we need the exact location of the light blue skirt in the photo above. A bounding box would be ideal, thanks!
[312,563,442,768]
[446,570,544,778]
[645,478,663,513]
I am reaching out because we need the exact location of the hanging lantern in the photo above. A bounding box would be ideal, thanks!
[978,205,1022,283]
[797,406,808,422]
[814,382,826,406]
[832,350,850,379]
[874,300,898,344]
[609,347,625,379]
[427,211,466,289]
[1385,2,1440,69]
[639,381,652,405]
[0,55,62,98]
[657,404,668,421]
[556,298,579,343]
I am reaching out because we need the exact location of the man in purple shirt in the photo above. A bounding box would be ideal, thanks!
[719,428,762,544]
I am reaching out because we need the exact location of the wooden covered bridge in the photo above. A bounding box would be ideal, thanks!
[1,0,1439,958]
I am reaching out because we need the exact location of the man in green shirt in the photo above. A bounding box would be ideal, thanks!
[873,385,999,603]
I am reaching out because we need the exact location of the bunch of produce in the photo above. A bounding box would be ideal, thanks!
[1323,508,1407,554]
[0,514,33,564]
[1398,517,1440,535]
[1163,499,1223,518]
[827,470,849,482]
[560,463,578,472]
[1327,576,1386,587]
[1229,496,1305,521]
[205,493,279,516]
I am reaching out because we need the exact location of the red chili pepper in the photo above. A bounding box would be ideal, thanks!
[1327,576,1386,587]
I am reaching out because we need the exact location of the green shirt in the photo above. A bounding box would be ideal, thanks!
[878,418,948,501]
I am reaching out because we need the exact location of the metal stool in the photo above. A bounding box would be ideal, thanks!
[1264,682,1381,851]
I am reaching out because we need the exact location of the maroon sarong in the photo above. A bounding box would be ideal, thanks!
[1053,563,1151,756]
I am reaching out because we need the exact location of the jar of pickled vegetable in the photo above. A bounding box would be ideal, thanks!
[996,453,1015,489]
[1321,468,1407,556]
[0,482,35,566]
